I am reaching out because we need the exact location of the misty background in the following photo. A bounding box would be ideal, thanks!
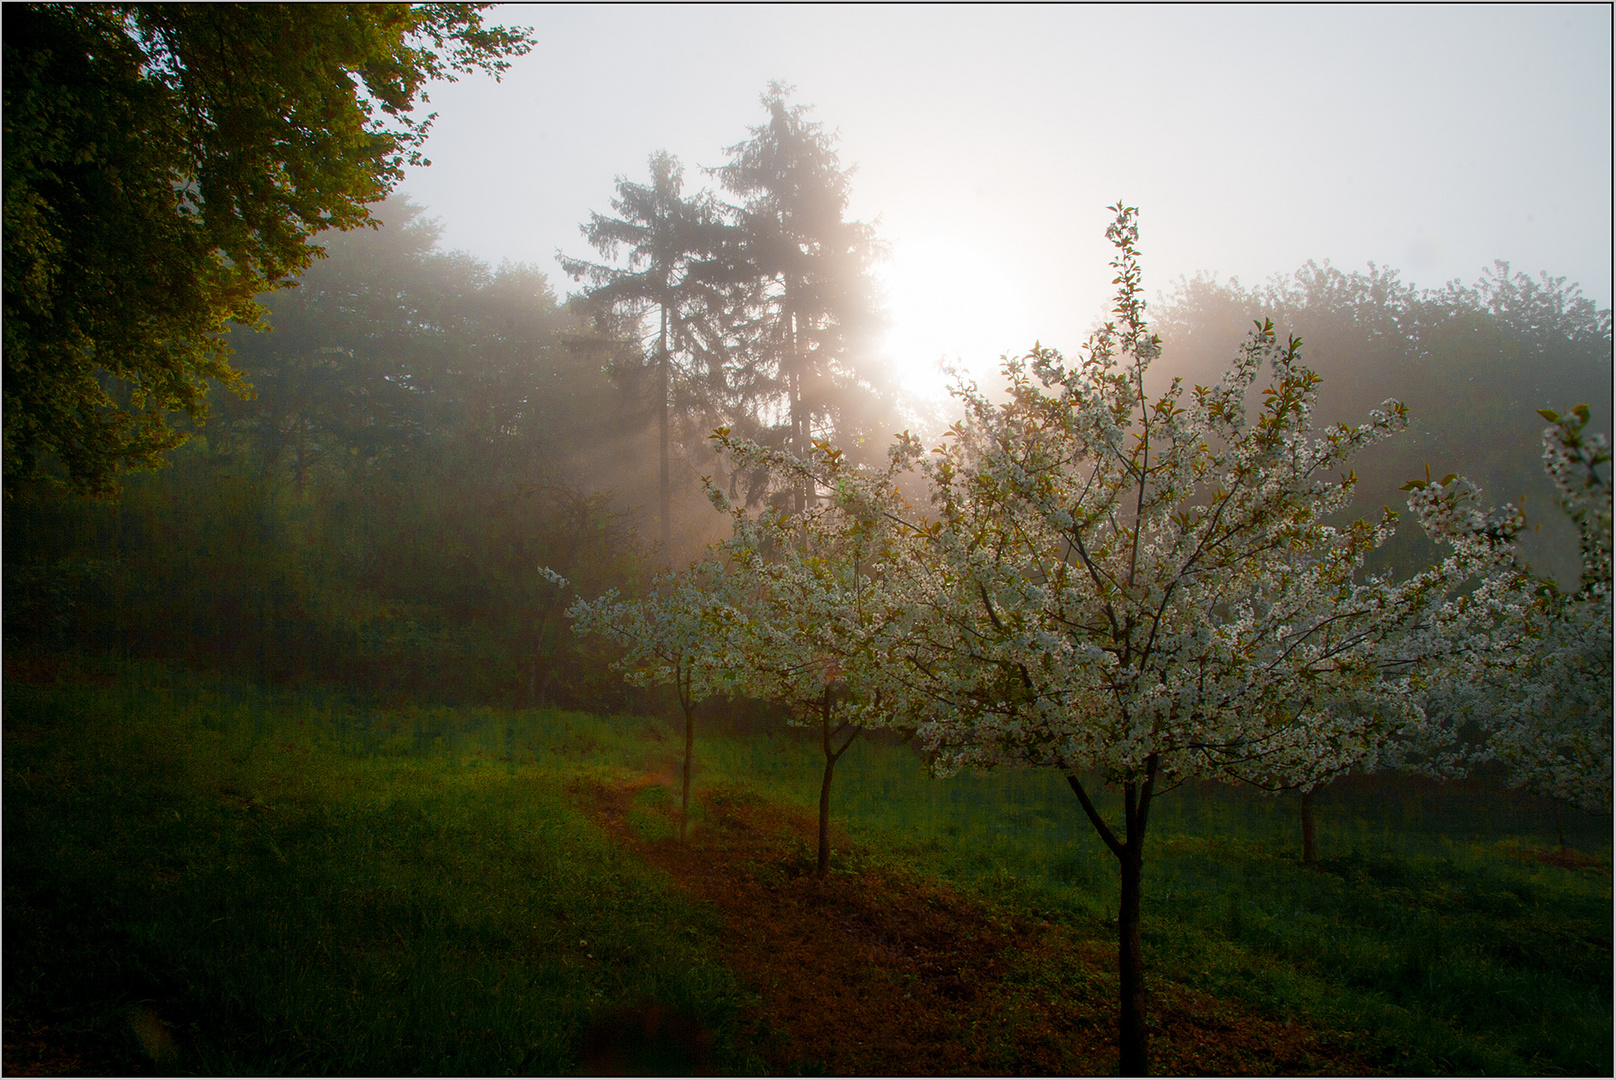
[6,4,1610,712]
[401,4,1612,393]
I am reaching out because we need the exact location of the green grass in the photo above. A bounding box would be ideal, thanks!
[6,658,1611,1075]
[704,724,1614,1075]
[4,660,754,1074]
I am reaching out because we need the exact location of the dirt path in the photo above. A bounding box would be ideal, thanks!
[580,776,1371,1075]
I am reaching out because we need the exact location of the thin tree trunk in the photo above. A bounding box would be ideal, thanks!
[680,696,696,843]
[1118,839,1147,1076]
[816,686,860,878]
[529,620,543,708]
[817,741,835,877]
[1554,801,1566,851]
[1300,789,1317,864]
[1068,762,1156,1076]
[658,306,671,556]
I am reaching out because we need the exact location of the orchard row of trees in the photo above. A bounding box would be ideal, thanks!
[4,69,1607,725]
[560,206,1613,1076]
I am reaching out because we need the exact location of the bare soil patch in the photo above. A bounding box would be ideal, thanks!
[1506,844,1607,871]
[580,776,1370,1075]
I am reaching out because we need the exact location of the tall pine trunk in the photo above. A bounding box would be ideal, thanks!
[658,305,671,555]
[785,294,809,519]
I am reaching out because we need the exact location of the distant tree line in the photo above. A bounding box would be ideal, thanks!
[5,198,647,707]
[1153,260,1612,585]
[3,71,1608,725]
[2,84,900,711]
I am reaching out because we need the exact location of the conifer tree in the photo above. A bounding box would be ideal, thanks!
[559,153,748,554]
[714,84,886,511]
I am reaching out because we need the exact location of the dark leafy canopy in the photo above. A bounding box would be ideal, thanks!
[5,199,652,708]
[2,3,533,498]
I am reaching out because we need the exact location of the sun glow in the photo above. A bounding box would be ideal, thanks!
[878,233,1035,406]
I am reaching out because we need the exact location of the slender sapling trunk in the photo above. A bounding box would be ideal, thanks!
[1117,836,1147,1075]
[816,685,860,878]
[677,662,696,843]
[1068,758,1158,1076]
[1300,788,1317,864]
[681,701,695,843]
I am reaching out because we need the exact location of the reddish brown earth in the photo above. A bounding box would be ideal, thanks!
[1506,844,1608,871]
[582,776,1371,1076]
[2,743,1370,1076]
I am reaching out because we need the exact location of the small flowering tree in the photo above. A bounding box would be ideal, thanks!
[709,431,925,878]
[1419,405,1612,818]
[894,205,1510,1075]
[558,557,745,840]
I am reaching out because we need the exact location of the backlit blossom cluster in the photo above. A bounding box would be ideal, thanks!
[704,431,929,736]
[1422,406,1612,812]
[888,205,1512,796]
[561,555,749,716]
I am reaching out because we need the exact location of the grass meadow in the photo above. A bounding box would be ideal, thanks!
[4,657,1610,1075]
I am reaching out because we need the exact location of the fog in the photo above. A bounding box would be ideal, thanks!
[7,12,1609,1070]
[9,3,1610,708]
[396,5,1611,398]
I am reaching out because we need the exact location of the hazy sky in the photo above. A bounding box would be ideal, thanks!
[396,5,1612,399]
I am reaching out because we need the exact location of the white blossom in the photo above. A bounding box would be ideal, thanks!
[1421,405,1612,813]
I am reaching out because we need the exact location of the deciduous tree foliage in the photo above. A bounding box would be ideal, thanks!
[707,430,926,876]
[4,198,651,710]
[889,206,1512,1074]
[1153,259,1613,585]
[3,3,532,497]
[1420,405,1613,814]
